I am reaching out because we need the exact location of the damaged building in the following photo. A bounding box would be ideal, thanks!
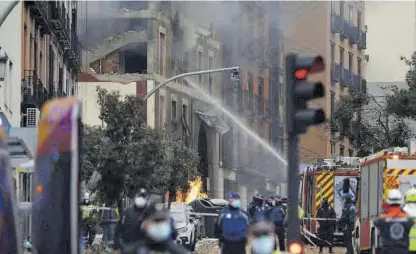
[77,1,285,206]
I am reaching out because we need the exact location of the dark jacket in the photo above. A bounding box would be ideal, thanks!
[338,202,356,229]
[270,204,286,228]
[317,204,336,229]
[248,203,266,223]
[374,206,414,251]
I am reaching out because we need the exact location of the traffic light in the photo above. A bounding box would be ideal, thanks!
[285,54,326,134]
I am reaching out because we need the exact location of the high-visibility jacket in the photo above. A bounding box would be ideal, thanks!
[403,203,416,251]
[81,205,99,219]
[298,205,304,219]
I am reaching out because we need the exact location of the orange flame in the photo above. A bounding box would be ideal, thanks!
[176,177,208,204]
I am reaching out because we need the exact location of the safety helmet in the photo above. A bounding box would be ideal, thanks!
[387,189,404,205]
[83,192,90,200]
[405,188,416,203]
[253,194,265,201]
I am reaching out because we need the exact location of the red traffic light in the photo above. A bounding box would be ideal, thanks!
[294,69,308,80]
[295,55,325,74]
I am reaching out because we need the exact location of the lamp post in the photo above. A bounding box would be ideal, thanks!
[0,50,7,81]
[142,67,240,102]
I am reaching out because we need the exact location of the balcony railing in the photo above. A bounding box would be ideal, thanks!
[47,82,67,99]
[331,14,344,34]
[334,64,342,83]
[21,70,48,109]
[358,31,367,49]
[341,69,352,88]
[27,1,50,32]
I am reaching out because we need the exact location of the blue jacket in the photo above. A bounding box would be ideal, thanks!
[248,204,266,223]
[216,207,249,242]
[270,204,286,227]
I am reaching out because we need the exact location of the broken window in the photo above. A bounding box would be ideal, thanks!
[159,32,166,76]
[123,42,147,74]
[182,104,188,123]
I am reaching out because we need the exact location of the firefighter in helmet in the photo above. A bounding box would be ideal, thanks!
[374,189,414,254]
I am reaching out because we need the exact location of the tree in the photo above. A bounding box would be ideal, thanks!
[386,52,416,119]
[334,90,413,156]
[81,87,200,207]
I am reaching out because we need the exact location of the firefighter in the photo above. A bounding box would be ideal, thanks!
[248,194,266,223]
[338,193,355,254]
[316,197,336,254]
[216,192,249,254]
[80,192,100,246]
[374,189,414,254]
[114,188,156,254]
[264,196,275,221]
[402,188,416,253]
[270,194,286,251]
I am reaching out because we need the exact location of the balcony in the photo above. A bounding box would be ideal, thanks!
[26,1,50,34]
[358,31,367,50]
[345,23,360,45]
[341,69,352,88]
[21,70,48,109]
[47,82,67,99]
[331,14,344,35]
[67,33,81,71]
[50,1,70,50]
[351,74,360,92]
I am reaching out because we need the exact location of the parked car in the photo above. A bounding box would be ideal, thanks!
[169,202,200,251]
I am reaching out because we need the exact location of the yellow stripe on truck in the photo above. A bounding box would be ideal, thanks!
[314,171,334,215]
[383,168,416,201]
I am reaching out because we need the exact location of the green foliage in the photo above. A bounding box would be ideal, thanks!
[80,87,199,204]
[386,52,416,118]
[334,90,412,156]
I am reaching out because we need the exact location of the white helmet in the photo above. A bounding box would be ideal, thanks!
[83,192,90,200]
[387,189,403,205]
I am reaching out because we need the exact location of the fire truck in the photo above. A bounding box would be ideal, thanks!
[299,157,360,242]
[353,147,416,253]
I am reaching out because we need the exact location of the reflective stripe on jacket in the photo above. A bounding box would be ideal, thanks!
[409,222,416,251]
[81,205,99,219]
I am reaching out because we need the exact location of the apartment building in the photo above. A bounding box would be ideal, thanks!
[78,2,284,204]
[283,1,367,162]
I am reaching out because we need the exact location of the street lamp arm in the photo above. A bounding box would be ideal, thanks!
[143,67,239,102]
[0,0,19,28]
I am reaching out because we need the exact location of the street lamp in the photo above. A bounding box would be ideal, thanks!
[143,67,240,102]
[0,50,8,81]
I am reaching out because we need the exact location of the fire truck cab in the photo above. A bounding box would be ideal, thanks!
[354,147,416,253]
[300,157,360,242]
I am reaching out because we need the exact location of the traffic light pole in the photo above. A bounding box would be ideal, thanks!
[285,54,301,243]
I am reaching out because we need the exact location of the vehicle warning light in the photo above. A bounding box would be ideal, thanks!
[288,241,303,254]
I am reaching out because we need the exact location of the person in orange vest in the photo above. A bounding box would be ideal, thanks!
[374,189,414,254]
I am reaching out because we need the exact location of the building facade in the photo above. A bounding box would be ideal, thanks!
[78,1,284,205]
[282,1,367,162]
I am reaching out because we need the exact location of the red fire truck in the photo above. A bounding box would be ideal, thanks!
[353,147,416,253]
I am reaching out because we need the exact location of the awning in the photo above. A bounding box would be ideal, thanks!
[194,110,230,135]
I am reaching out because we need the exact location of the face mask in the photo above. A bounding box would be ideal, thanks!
[251,236,275,254]
[231,199,241,208]
[134,197,147,208]
[146,222,172,242]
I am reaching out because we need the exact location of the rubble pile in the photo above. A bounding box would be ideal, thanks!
[195,238,219,254]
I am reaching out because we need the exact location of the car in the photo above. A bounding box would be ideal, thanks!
[169,203,200,251]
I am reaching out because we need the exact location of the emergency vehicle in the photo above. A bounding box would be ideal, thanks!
[299,157,360,242]
[353,147,416,253]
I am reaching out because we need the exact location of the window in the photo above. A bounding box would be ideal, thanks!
[258,78,264,114]
[330,91,335,123]
[340,145,345,156]
[348,52,353,71]
[330,42,335,69]
[357,57,362,77]
[340,1,344,18]
[34,41,38,74]
[160,96,166,127]
[357,11,362,30]
[339,47,344,68]
[159,31,166,76]
[171,100,177,121]
[197,50,203,84]
[348,5,353,23]
[39,52,43,81]
[208,55,213,94]
[248,72,253,109]
[182,104,188,123]
[348,149,354,157]
[331,142,336,156]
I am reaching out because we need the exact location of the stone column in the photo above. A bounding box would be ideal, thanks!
[207,129,223,199]
[238,184,248,210]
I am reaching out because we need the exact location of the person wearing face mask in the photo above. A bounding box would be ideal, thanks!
[316,197,336,253]
[136,210,188,254]
[114,188,156,254]
[216,192,249,254]
[250,221,282,254]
